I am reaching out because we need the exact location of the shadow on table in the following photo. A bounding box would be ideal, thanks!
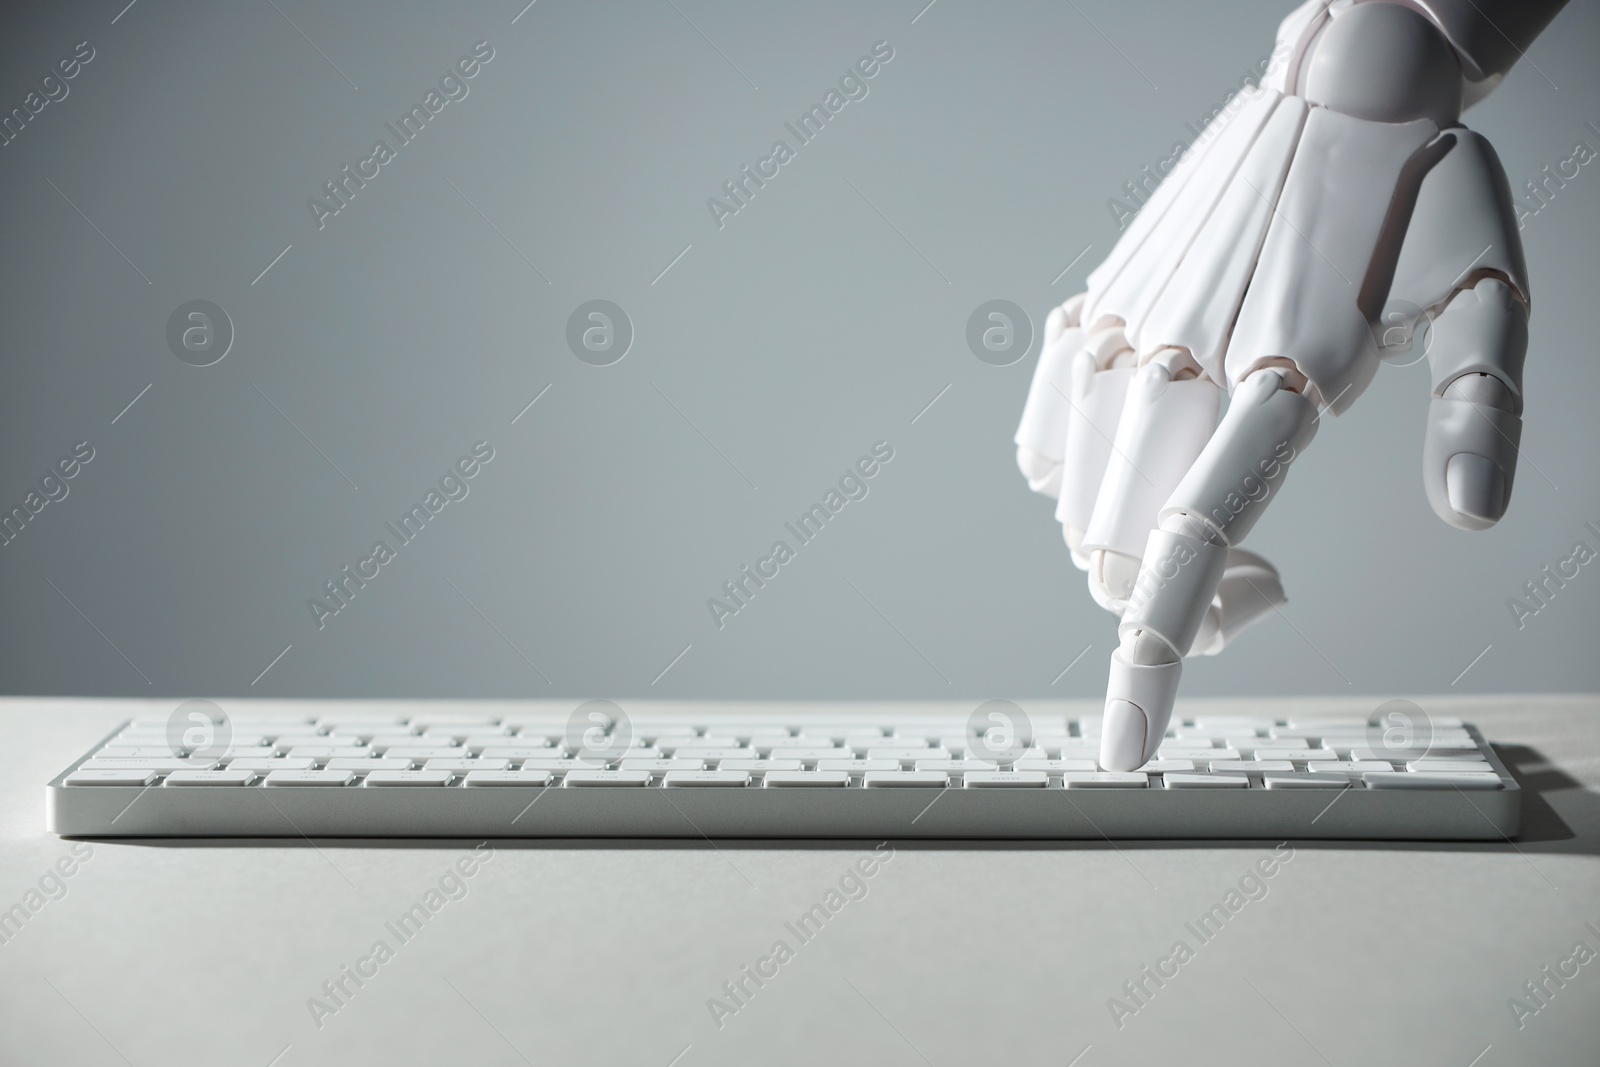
[101,743,1600,857]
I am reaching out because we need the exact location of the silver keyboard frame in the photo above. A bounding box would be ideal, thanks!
[46,718,1521,840]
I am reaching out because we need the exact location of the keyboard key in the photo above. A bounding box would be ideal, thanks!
[211,737,290,749]
[325,757,414,771]
[797,727,884,741]
[448,726,516,739]
[481,746,570,760]
[617,758,707,772]
[414,731,466,744]
[315,713,407,727]
[502,715,577,728]
[863,771,949,788]
[365,770,454,786]
[1298,725,1474,742]
[601,748,664,762]
[454,726,515,742]
[1407,734,1480,747]
[716,725,792,738]
[867,746,946,763]
[816,759,900,773]
[464,770,553,787]
[719,759,805,772]
[1158,747,1241,761]
[265,770,355,786]
[95,746,191,759]
[1136,760,1197,773]
[226,757,317,771]
[522,758,611,771]
[339,723,413,739]
[1252,748,1338,761]
[753,744,849,759]
[466,738,547,755]
[1364,771,1502,790]
[1163,773,1250,788]
[1208,760,1296,773]
[82,758,218,771]
[266,735,335,749]
[629,739,670,751]
[66,769,158,786]
[287,746,371,760]
[1193,717,1268,729]
[964,771,1049,788]
[914,759,1026,773]
[253,717,332,729]
[212,713,316,725]
[113,729,208,743]
[1013,759,1100,773]
[892,732,941,750]
[1305,761,1394,775]
[1406,759,1500,773]
[1262,773,1350,789]
[1279,717,1369,727]
[663,771,751,787]
[1347,730,1480,745]
[508,738,563,752]
[764,771,850,787]
[1239,737,1307,748]
[637,734,717,751]
[1061,772,1148,788]
[165,770,257,786]
[1049,745,1106,760]
[105,732,184,744]
[663,747,750,761]
[407,716,500,729]
[499,730,567,747]
[425,758,512,771]
[564,770,651,787]
[636,725,698,737]
[891,725,957,739]
[1271,725,1365,739]
[1340,746,1481,761]
[381,747,470,761]
[359,734,429,749]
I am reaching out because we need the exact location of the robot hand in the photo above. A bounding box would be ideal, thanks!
[1014,0,1565,771]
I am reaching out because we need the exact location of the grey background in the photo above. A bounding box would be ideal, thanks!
[1,0,1597,703]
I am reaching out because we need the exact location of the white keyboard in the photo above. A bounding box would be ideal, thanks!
[46,703,1520,838]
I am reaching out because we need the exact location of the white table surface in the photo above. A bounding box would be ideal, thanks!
[1,694,1596,1066]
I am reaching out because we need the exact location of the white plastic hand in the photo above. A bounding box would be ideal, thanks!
[1014,0,1542,770]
